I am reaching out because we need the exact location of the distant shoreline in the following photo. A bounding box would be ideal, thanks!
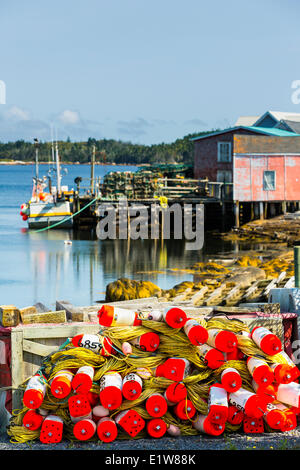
[0,161,143,166]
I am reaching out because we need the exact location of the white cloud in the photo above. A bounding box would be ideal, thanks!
[58,109,80,125]
[6,105,30,121]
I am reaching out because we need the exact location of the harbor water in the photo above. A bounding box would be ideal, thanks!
[1,164,241,308]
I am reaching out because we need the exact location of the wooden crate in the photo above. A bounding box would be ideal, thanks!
[10,322,100,410]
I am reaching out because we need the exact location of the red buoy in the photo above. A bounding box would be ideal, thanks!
[130,332,160,352]
[207,329,237,353]
[50,370,74,399]
[99,372,123,410]
[146,393,168,418]
[97,417,118,443]
[39,415,64,444]
[173,399,196,420]
[115,410,145,437]
[155,358,192,381]
[122,373,143,401]
[162,307,187,329]
[183,319,208,346]
[197,344,225,369]
[97,305,142,327]
[73,419,97,441]
[72,366,94,394]
[22,409,44,430]
[251,326,282,355]
[23,374,47,409]
[147,418,167,438]
[193,414,225,436]
[221,368,242,393]
[164,382,187,404]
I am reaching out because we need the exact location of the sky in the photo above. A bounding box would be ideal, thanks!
[0,0,299,145]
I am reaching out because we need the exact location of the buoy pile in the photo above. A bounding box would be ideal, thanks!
[7,305,300,444]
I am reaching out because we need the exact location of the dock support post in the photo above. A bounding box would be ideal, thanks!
[282,201,287,215]
[234,201,240,228]
[294,246,300,288]
[259,202,264,220]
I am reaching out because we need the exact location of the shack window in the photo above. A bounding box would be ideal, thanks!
[263,170,276,191]
[217,142,231,162]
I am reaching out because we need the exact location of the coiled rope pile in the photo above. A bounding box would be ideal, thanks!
[6,309,300,444]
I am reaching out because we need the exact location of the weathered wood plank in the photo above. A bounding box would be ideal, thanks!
[11,330,23,410]
[190,286,209,305]
[21,310,67,325]
[22,339,59,357]
[22,323,101,339]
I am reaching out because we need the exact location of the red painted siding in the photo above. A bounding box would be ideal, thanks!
[234,155,300,201]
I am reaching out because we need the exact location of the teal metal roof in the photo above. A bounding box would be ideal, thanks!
[190,126,300,141]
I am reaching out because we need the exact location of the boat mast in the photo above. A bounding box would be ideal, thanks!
[90,144,95,195]
[55,140,62,196]
[34,138,39,181]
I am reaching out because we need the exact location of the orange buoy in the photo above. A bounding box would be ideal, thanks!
[264,403,287,430]
[146,393,168,418]
[183,319,208,346]
[273,351,300,381]
[147,418,167,438]
[162,306,187,329]
[39,415,64,444]
[251,326,282,355]
[97,417,118,443]
[50,370,74,399]
[164,382,187,405]
[72,366,94,394]
[130,332,160,352]
[115,410,145,438]
[23,374,47,409]
[207,329,237,353]
[193,414,225,436]
[173,399,196,420]
[271,363,296,384]
[196,344,225,369]
[227,405,244,425]
[68,394,92,419]
[275,404,297,431]
[155,358,193,381]
[252,380,278,405]
[221,367,242,393]
[229,387,266,418]
[73,419,96,441]
[99,372,123,410]
[122,373,143,400]
[92,405,110,423]
[207,384,228,424]
[22,409,44,430]
[247,357,274,387]
[71,334,115,356]
[97,305,142,327]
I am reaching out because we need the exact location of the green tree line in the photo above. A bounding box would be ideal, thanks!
[0,130,216,165]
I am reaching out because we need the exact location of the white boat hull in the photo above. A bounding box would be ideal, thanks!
[27,201,73,229]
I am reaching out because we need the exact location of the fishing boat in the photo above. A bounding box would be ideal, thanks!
[19,138,74,229]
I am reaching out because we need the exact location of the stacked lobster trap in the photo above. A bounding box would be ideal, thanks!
[7,305,300,444]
